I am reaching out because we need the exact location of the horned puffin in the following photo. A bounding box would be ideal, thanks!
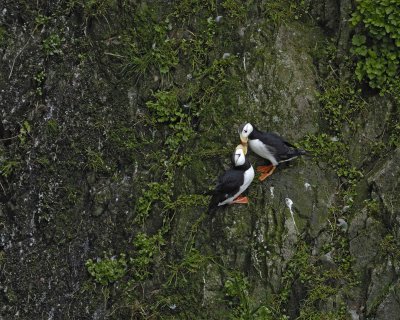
[208,144,255,213]
[239,123,307,181]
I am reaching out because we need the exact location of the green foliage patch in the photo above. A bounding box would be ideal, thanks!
[351,0,400,88]
[318,79,366,133]
[224,272,286,320]
[86,254,127,285]
[302,133,363,187]
[276,240,354,320]
[0,159,20,178]
[166,248,209,287]
[130,231,165,281]
[42,33,62,56]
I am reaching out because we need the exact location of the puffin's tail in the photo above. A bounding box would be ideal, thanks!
[297,148,311,156]
[207,195,220,215]
[286,148,311,159]
[298,149,313,157]
[285,141,312,157]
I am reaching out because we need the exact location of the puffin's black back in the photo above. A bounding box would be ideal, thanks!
[208,167,246,213]
[250,127,308,162]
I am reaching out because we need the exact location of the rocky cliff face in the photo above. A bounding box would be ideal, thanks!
[1,1,399,319]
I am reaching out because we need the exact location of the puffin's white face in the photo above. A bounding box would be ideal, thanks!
[239,123,253,144]
[233,145,246,166]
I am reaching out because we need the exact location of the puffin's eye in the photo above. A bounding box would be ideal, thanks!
[244,130,247,133]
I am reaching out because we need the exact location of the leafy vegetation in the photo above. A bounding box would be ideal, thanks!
[276,240,355,320]
[130,231,166,281]
[86,254,127,285]
[166,248,209,287]
[42,33,63,56]
[224,272,282,320]
[351,0,400,88]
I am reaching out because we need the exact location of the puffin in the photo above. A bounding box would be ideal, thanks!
[208,144,255,213]
[239,123,308,181]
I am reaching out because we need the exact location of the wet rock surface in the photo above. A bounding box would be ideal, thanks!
[1,1,399,319]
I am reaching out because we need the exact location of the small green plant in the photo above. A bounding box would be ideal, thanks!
[302,133,362,187]
[130,231,165,280]
[224,272,279,320]
[67,0,117,18]
[42,34,62,56]
[224,272,252,319]
[86,254,127,285]
[35,14,51,26]
[351,0,400,89]
[278,240,355,319]
[18,120,31,145]
[34,70,46,96]
[318,79,366,133]
[121,11,179,77]
[380,234,400,261]
[85,148,108,172]
[146,90,181,124]
[221,0,246,20]
[0,160,20,178]
[136,181,172,222]
[145,89,195,149]
[0,26,7,46]
[46,119,59,135]
[166,248,209,287]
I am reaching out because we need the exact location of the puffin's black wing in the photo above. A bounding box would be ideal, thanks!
[208,169,243,212]
[214,169,244,193]
[259,132,305,161]
[258,132,291,153]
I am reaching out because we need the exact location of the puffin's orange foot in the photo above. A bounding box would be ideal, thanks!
[256,165,273,173]
[231,195,249,204]
[258,166,276,181]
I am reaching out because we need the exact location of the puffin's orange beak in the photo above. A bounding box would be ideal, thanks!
[240,135,248,145]
[237,142,248,155]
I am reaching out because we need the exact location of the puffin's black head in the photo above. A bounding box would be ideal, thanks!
[238,123,254,144]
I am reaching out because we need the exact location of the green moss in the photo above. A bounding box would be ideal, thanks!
[86,253,127,285]
[276,238,356,319]
[85,148,109,173]
[302,134,362,188]
[0,26,7,47]
[46,119,59,135]
[5,287,17,304]
[221,0,246,21]
[263,0,311,26]
[166,248,209,287]
[164,194,208,210]
[0,250,5,266]
[0,159,20,178]
[65,0,119,20]
[318,79,366,134]
[42,33,63,56]
[36,155,50,167]
[135,181,173,223]
[34,14,51,27]
[119,7,178,77]
[130,231,165,281]
[379,234,400,261]
[33,70,46,96]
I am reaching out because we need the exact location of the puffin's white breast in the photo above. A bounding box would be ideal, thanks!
[249,139,278,165]
[239,166,255,195]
